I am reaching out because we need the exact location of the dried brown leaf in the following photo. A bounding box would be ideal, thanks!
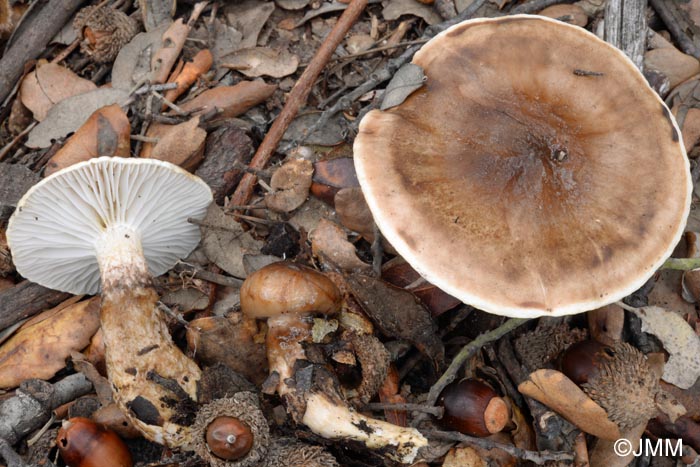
[177,81,276,118]
[224,1,275,49]
[645,47,700,88]
[27,88,130,148]
[45,104,130,175]
[201,204,264,278]
[265,158,313,213]
[224,47,299,78]
[151,18,189,83]
[20,61,97,121]
[630,305,700,389]
[347,274,444,367]
[309,218,370,272]
[142,116,206,171]
[0,297,100,388]
[518,369,621,440]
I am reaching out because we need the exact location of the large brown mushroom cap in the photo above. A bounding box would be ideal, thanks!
[354,15,691,318]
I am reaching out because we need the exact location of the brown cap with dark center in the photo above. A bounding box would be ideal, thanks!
[354,15,691,318]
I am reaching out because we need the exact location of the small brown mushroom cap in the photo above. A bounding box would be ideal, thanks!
[240,262,342,319]
[354,15,691,318]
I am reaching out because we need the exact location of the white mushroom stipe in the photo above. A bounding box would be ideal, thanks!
[302,392,427,464]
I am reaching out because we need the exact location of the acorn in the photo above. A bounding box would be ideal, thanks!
[560,340,659,430]
[206,416,254,461]
[56,417,132,467]
[191,393,270,467]
[560,339,609,385]
[437,379,509,437]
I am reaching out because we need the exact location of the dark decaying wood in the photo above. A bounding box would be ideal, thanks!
[0,281,72,332]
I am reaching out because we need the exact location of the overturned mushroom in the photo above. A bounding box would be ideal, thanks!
[240,261,428,464]
[354,15,691,318]
[7,157,212,446]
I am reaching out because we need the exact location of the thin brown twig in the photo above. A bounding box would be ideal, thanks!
[364,402,444,417]
[227,0,369,210]
[0,122,36,162]
[425,430,575,464]
[51,38,81,64]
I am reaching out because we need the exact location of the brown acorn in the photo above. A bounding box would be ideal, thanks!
[56,417,132,467]
[560,339,608,385]
[206,416,254,461]
[438,379,509,437]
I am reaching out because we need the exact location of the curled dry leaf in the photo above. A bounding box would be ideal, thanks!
[163,49,213,107]
[27,88,130,148]
[177,81,276,118]
[201,204,264,278]
[141,116,206,171]
[517,369,621,440]
[334,187,374,237]
[589,422,646,467]
[644,47,700,88]
[112,24,170,90]
[309,218,370,272]
[538,4,588,27]
[382,0,442,25]
[0,297,100,388]
[151,18,189,83]
[224,47,299,78]
[224,1,275,49]
[45,104,130,176]
[630,305,700,389]
[442,447,487,467]
[187,313,268,385]
[347,274,444,367]
[265,158,314,213]
[20,61,97,121]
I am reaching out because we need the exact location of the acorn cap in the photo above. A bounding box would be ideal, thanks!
[6,157,212,295]
[73,5,139,63]
[262,437,339,467]
[582,342,659,430]
[514,323,588,371]
[353,15,691,318]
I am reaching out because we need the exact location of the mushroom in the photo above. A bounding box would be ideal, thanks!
[73,5,139,63]
[353,15,691,318]
[6,157,212,446]
[240,261,428,464]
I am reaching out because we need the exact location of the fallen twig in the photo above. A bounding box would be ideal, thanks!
[0,0,85,105]
[364,402,444,417]
[0,373,93,445]
[228,0,369,209]
[425,430,575,464]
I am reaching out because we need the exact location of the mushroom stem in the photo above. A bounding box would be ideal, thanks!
[96,224,201,447]
[265,315,427,464]
[302,392,427,464]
